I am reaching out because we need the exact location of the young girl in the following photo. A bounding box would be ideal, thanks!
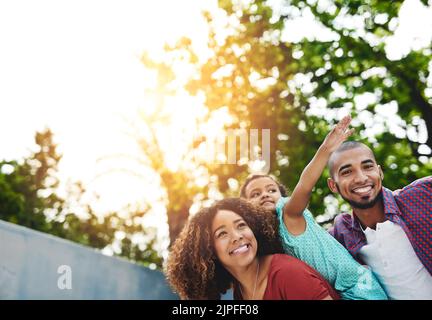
[166,198,340,300]
[240,115,387,300]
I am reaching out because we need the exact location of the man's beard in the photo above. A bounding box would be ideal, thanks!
[336,184,383,209]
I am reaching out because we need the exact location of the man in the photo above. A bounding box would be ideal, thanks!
[327,141,432,299]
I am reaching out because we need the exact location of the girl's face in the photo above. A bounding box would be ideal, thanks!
[211,210,257,270]
[244,177,282,210]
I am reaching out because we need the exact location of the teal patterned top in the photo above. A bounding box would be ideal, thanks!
[275,197,388,300]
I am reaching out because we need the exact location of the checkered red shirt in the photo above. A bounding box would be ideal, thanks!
[329,176,432,276]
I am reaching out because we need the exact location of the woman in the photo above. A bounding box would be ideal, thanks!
[165,198,339,300]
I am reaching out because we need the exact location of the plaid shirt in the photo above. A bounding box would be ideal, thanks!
[329,176,432,276]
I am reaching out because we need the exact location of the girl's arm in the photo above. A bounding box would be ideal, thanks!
[283,115,354,219]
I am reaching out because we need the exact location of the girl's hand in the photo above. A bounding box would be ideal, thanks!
[322,115,354,153]
[283,115,354,220]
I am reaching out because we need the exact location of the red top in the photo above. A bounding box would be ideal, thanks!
[234,254,340,300]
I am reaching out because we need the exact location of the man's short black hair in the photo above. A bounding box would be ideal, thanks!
[328,141,376,178]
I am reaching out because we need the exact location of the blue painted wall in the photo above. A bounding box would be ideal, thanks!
[0,219,178,299]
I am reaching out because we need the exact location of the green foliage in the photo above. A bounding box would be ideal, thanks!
[143,0,432,232]
[0,170,25,222]
[0,129,162,269]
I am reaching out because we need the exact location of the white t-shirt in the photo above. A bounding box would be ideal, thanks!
[359,220,432,300]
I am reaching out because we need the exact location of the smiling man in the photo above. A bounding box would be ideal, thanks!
[327,141,432,299]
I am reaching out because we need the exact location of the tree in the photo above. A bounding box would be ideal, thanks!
[139,42,256,245]
[0,129,163,268]
[0,130,65,232]
[0,167,25,222]
[208,0,432,217]
[139,0,432,236]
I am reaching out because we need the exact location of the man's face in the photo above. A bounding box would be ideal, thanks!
[244,177,282,210]
[328,146,384,210]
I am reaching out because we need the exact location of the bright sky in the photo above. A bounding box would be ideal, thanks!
[0,0,212,207]
[0,0,216,256]
[0,0,431,255]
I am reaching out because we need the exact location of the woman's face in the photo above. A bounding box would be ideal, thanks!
[211,210,258,270]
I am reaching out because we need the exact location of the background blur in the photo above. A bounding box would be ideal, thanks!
[1,0,431,271]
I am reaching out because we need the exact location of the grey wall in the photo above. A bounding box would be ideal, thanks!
[0,219,178,300]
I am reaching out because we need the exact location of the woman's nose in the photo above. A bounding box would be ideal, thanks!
[231,230,243,242]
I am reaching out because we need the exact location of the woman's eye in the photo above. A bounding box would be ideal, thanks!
[251,192,259,198]
[217,231,227,238]
[269,189,276,193]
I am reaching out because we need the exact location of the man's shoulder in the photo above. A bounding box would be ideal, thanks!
[393,176,432,195]
[387,176,432,218]
[333,212,353,229]
[328,212,354,240]
[411,175,432,186]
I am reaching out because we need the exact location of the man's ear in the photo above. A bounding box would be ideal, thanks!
[327,177,338,193]
[378,165,384,181]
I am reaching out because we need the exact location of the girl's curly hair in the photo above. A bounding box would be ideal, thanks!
[239,174,288,198]
[165,198,284,300]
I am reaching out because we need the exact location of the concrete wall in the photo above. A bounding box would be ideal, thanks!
[0,219,178,300]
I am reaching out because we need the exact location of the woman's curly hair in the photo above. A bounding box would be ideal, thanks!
[165,197,284,300]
